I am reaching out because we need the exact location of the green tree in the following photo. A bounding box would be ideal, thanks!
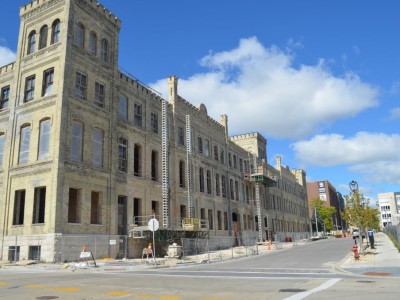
[310,198,337,233]
[341,189,380,253]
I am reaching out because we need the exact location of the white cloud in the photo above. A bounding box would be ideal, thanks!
[292,132,400,184]
[389,107,400,120]
[0,45,16,66]
[151,37,379,139]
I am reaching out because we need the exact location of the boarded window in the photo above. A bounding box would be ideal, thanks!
[92,128,103,167]
[13,190,25,225]
[71,121,83,162]
[217,211,222,230]
[179,160,185,188]
[119,95,128,120]
[151,150,158,181]
[33,187,46,224]
[134,144,142,176]
[208,209,213,230]
[68,188,80,223]
[224,212,228,230]
[90,191,101,224]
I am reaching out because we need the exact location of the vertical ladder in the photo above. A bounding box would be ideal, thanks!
[161,99,170,228]
[255,182,263,242]
[186,115,194,218]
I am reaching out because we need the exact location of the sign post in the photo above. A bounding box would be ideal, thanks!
[148,216,159,263]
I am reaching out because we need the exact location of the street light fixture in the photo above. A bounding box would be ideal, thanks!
[349,180,358,192]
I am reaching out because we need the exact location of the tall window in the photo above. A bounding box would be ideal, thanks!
[42,68,54,96]
[92,128,103,167]
[221,175,226,198]
[215,173,220,196]
[230,179,234,199]
[134,103,142,126]
[214,146,218,161]
[38,119,51,160]
[94,82,105,107]
[179,160,185,188]
[18,125,31,164]
[0,86,10,110]
[133,143,142,176]
[75,72,87,99]
[118,137,127,172]
[71,121,83,162]
[178,126,184,145]
[208,209,213,230]
[233,155,237,169]
[151,112,158,133]
[91,191,101,224]
[206,170,212,194]
[119,95,128,120]
[74,23,84,47]
[220,150,225,164]
[239,158,243,172]
[228,153,232,167]
[0,133,4,167]
[88,31,97,55]
[13,190,26,225]
[33,187,46,224]
[235,181,239,201]
[51,19,61,44]
[151,150,158,181]
[27,31,36,54]
[24,75,35,102]
[68,188,80,223]
[198,137,203,154]
[101,39,109,62]
[217,211,222,230]
[199,167,204,192]
[204,139,210,157]
[39,25,48,50]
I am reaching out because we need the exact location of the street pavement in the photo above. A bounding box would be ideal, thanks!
[1,232,399,278]
[338,232,400,277]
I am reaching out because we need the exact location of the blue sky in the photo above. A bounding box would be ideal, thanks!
[1,0,400,204]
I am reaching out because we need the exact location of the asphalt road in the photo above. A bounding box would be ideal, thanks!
[0,238,399,300]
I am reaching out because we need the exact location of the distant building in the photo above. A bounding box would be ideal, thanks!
[377,192,400,227]
[306,180,344,231]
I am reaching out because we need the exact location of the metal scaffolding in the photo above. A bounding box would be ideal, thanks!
[161,99,170,228]
[186,115,195,219]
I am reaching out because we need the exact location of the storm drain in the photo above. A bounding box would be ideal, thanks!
[279,289,307,293]
[356,280,375,283]
[35,297,59,300]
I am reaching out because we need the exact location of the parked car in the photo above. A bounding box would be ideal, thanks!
[352,229,360,239]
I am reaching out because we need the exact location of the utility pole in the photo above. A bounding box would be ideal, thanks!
[314,206,319,236]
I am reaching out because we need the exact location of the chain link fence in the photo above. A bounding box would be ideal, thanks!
[383,224,400,247]
[1,234,128,263]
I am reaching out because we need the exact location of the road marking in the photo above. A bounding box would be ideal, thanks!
[283,278,341,300]
[0,282,8,286]
[107,291,130,296]
[25,284,80,292]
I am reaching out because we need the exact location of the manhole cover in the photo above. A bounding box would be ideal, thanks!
[279,289,307,293]
[36,297,59,300]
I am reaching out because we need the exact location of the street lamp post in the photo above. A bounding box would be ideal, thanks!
[349,180,364,255]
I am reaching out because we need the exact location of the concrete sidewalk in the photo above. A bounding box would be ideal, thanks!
[339,232,400,277]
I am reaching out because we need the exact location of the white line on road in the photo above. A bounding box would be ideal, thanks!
[283,278,341,300]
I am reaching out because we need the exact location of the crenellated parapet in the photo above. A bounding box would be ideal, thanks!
[230,132,266,144]
[175,95,225,133]
[118,71,164,105]
[75,0,121,29]
[20,0,65,19]
[0,62,15,75]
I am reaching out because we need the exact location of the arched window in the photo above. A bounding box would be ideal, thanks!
[88,31,97,55]
[51,19,61,44]
[19,125,31,164]
[101,38,109,62]
[92,128,103,167]
[71,121,83,162]
[74,22,85,47]
[38,119,51,160]
[39,25,48,50]
[27,31,36,54]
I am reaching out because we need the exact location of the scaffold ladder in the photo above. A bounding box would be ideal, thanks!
[186,115,194,218]
[161,99,170,228]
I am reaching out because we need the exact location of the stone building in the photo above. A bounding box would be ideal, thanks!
[0,0,309,262]
[377,192,400,228]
